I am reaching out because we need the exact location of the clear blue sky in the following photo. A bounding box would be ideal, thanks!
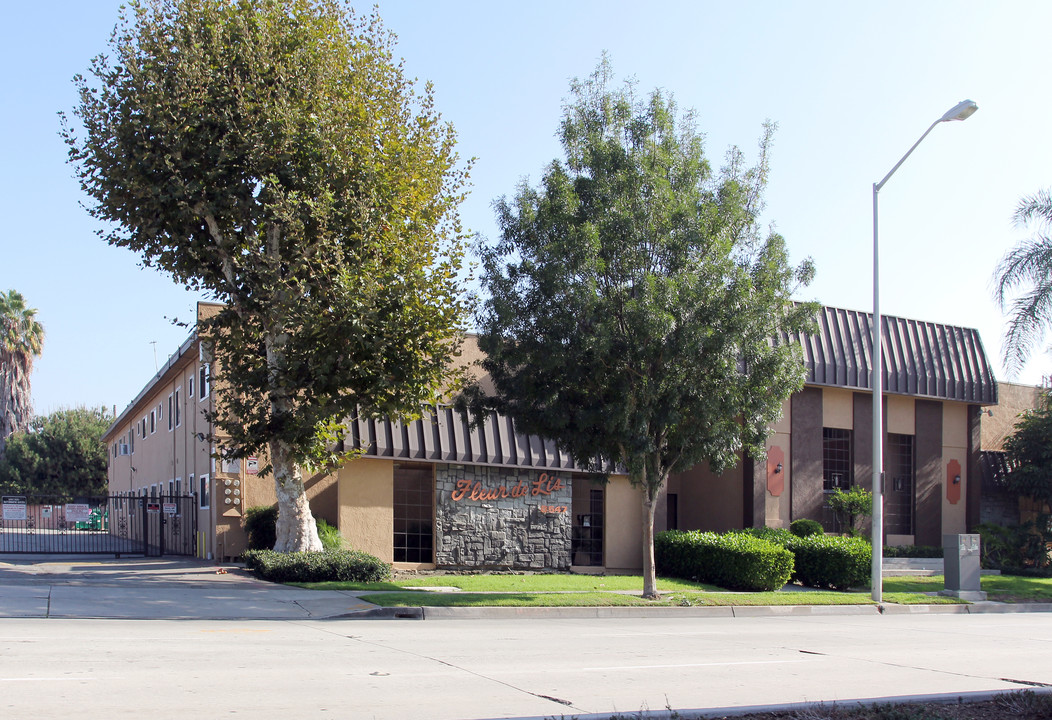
[3,1,1051,416]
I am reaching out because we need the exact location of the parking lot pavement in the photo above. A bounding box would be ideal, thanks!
[0,555,379,620]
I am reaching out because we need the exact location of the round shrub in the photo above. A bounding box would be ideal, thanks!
[242,549,391,583]
[656,529,794,592]
[783,534,871,590]
[790,519,825,538]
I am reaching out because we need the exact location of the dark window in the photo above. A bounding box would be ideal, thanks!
[885,434,915,536]
[200,365,209,399]
[393,464,433,563]
[175,388,182,427]
[572,487,604,567]
[666,492,678,531]
[168,394,173,431]
[822,428,852,493]
[199,475,210,509]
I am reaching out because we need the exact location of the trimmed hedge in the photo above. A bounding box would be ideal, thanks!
[883,544,943,559]
[781,534,871,590]
[655,530,794,592]
[790,518,825,538]
[242,549,391,584]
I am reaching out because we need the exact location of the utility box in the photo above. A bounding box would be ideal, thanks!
[940,534,986,600]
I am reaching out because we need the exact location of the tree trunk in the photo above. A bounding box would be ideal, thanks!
[641,490,658,598]
[271,436,322,552]
[265,319,322,553]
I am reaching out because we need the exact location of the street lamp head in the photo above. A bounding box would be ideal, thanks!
[941,99,978,122]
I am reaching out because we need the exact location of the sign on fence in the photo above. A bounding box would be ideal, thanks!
[64,504,91,523]
[2,496,27,521]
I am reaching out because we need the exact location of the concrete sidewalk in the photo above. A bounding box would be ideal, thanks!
[0,555,384,620]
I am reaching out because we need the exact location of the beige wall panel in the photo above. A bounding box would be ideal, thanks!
[674,458,743,532]
[942,403,968,450]
[765,435,792,529]
[604,475,642,571]
[338,458,394,563]
[984,381,1042,451]
[822,388,854,430]
[887,395,915,435]
[942,452,967,536]
[886,534,914,547]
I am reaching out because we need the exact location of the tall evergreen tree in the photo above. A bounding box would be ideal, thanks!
[0,290,45,458]
[469,59,815,597]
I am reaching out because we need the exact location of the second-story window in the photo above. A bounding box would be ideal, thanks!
[175,388,182,428]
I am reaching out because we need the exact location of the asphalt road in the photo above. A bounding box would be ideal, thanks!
[2,612,1050,719]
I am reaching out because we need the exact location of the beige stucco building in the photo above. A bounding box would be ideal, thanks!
[104,303,1004,565]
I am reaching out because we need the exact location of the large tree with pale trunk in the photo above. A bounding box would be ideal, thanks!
[63,0,469,552]
[468,59,815,598]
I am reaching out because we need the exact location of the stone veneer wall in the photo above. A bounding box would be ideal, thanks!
[435,464,572,569]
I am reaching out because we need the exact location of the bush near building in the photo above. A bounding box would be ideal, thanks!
[242,549,391,584]
[655,530,794,592]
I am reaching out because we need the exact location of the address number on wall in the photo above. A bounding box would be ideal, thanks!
[539,505,568,514]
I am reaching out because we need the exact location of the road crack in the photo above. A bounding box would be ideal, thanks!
[308,627,580,711]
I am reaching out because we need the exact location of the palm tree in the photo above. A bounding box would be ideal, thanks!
[0,290,45,457]
[994,189,1052,376]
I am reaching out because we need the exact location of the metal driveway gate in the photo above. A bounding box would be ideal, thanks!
[0,495,197,557]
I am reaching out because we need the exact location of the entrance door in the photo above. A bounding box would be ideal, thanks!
[885,434,915,537]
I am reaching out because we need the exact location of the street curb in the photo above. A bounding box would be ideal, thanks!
[393,601,1052,620]
[495,687,1052,720]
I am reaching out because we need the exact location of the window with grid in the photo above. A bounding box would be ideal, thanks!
[393,464,433,563]
[822,428,852,492]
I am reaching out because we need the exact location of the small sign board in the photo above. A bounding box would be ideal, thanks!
[221,457,241,475]
[146,501,161,514]
[41,505,53,518]
[162,502,177,515]
[2,496,27,521]
[246,457,259,475]
[64,503,91,523]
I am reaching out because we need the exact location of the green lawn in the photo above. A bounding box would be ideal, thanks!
[295,573,718,593]
[883,574,1052,602]
[292,571,1051,609]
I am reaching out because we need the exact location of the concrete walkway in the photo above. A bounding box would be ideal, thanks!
[0,555,383,620]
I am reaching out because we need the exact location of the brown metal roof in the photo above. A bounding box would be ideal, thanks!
[345,405,590,470]
[785,306,998,404]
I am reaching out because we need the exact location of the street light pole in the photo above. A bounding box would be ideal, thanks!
[870,99,977,604]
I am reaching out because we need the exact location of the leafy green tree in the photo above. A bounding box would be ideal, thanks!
[62,0,469,551]
[1003,393,1052,510]
[468,59,815,598]
[0,407,112,501]
[826,486,873,536]
[994,189,1052,374]
[1,290,45,457]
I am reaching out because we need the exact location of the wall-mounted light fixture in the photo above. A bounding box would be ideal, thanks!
[953,474,962,485]
[977,408,993,418]
[774,463,783,474]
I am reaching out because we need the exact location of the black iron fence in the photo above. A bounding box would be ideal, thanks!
[0,495,197,556]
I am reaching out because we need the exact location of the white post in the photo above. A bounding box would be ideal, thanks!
[867,99,976,604]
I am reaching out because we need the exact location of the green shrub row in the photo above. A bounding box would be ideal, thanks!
[242,549,391,583]
[781,534,871,590]
[740,527,871,590]
[882,544,943,558]
[655,530,794,592]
